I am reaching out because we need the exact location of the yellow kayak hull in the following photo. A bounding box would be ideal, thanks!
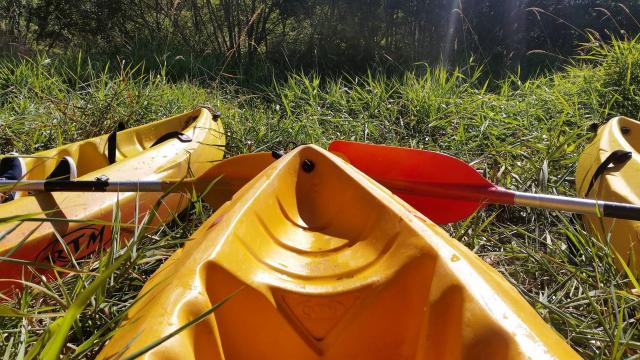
[100,145,578,359]
[576,116,640,274]
[0,108,225,293]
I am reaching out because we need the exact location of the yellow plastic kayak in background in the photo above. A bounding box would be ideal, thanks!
[576,116,640,274]
[100,145,579,359]
[0,107,225,293]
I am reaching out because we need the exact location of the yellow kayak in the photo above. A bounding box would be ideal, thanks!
[576,116,640,274]
[100,145,579,359]
[0,107,225,293]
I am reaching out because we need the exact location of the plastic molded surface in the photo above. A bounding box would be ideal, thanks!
[577,116,640,275]
[0,108,225,293]
[100,145,579,360]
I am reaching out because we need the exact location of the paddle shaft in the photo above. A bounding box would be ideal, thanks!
[0,179,194,193]
[512,191,640,220]
[380,180,640,221]
[3,176,640,220]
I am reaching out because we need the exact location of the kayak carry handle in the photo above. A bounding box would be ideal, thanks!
[584,150,632,196]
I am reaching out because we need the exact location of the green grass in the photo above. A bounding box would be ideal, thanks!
[1,39,640,359]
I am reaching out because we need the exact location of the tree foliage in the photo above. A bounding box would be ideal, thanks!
[1,0,639,73]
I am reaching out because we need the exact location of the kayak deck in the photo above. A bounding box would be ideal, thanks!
[99,145,578,359]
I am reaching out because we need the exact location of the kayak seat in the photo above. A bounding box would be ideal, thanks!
[46,156,78,181]
[107,125,192,165]
[0,154,26,203]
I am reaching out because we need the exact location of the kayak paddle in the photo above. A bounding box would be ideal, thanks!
[0,179,203,192]
[328,140,640,223]
[5,142,639,224]
[0,152,276,209]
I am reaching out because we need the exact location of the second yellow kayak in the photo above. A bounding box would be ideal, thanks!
[0,107,225,293]
[99,145,578,359]
[576,116,640,275]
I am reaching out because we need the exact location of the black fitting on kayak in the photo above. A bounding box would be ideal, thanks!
[151,132,192,147]
[621,126,631,135]
[197,105,219,120]
[272,150,284,159]
[107,122,126,165]
[302,159,315,173]
[585,150,633,196]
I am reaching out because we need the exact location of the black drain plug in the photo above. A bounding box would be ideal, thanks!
[302,159,315,173]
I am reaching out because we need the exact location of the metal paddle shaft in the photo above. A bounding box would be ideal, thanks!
[0,152,277,195]
[0,179,192,193]
[329,140,640,223]
[512,191,640,221]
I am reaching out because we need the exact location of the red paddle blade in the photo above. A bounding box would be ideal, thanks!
[328,140,495,224]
